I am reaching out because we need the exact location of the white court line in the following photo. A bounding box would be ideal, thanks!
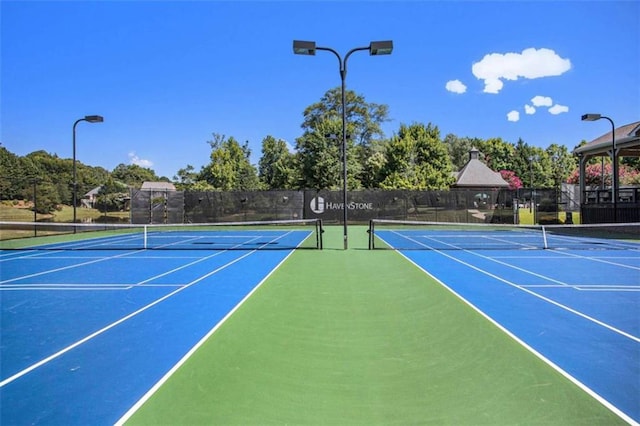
[1,283,185,291]
[521,285,640,292]
[0,243,230,289]
[0,249,256,388]
[0,250,146,285]
[542,249,640,271]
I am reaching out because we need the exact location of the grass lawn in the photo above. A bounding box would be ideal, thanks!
[125,225,620,425]
[0,203,129,222]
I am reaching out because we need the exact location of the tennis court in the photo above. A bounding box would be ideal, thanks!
[0,221,320,425]
[1,221,638,424]
[371,220,639,424]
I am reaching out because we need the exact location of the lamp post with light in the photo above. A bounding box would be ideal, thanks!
[293,40,393,249]
[581,113,617,222]
[72,115,104,226]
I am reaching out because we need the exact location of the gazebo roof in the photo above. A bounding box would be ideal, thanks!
[574,120,640,158]
[452,148,509,188]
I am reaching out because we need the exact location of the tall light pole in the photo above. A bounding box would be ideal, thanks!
[72,115,104,226]
[293,40,393,249]
[581,113,617,222]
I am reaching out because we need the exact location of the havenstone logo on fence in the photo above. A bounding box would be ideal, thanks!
[310,196,325,214]
[310,196,373,214]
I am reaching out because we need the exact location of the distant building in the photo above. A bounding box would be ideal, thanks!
[451,148,509,189]
[140,181,177,192]
[82,186,102,208]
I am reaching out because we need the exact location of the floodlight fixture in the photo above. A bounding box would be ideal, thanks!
[369,40,393,55]
[85,115,104,123]
[581,113,602,122]
[293,40,316,56]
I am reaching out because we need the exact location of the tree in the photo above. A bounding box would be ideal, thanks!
[301,87,389,149]
[173,165,199,190]
[444,134,484,171]
[202,133,260,190]
[295,119,345,190]
[512,139,553,188]
[112,164,160,187]
[30,180,62,214]
[499,170,523,190]
[476,137,515,172]
[0,147,40,200]
[545,143,576,189]
[258,136,297,189]
[96,178,129,212]
[379,123,454,190]
[567,162,640,187]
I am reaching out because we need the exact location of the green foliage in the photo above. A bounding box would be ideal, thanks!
[302,87,389,148]
[31,180,62,214]
[258,135,298,190]
[476,137,515,172]
[173,165,199,190]
[202,133,260,190]
[379,123,454,190]
[96,178,129,212]
[546,144,576,188]
[445,134,484,171]
[295,120,344,190]
[1,147,37,200]
[112,163,160,187]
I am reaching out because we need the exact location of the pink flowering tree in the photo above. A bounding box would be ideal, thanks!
[567,163,640,187]
[499,170,523,190]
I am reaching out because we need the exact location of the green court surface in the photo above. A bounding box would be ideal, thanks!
[125,226,624,425]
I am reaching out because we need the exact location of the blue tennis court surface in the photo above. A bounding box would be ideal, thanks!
[0,240,305,424]
[377,230,640,424]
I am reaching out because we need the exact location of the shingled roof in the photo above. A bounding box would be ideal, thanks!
[452,148,509,188]
[574,120,640,158]
[140,181,176,191]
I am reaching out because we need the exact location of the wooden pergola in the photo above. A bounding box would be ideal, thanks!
[573,120,640,223]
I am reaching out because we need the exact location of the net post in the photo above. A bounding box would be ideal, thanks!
[541,225,549,249]
[368,219,374,250]
[317,219,324,250]
[143,225,148,249]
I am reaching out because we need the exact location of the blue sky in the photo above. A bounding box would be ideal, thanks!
[2,1,639,179]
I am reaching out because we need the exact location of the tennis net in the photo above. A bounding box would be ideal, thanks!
[368,219,640,251]
[0,219,323,251]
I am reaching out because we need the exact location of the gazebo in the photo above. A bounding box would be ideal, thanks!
[452,148,510,189]
[450,148,510,220]
[573,120,640,223]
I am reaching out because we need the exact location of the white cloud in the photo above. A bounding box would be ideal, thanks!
[445,79,467,94]
[507,110,520,122]
[472,48,571,94]
[548,104,569,115]
[524,105,536,115]
[128,152,154,168]
[531,95,553,107]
